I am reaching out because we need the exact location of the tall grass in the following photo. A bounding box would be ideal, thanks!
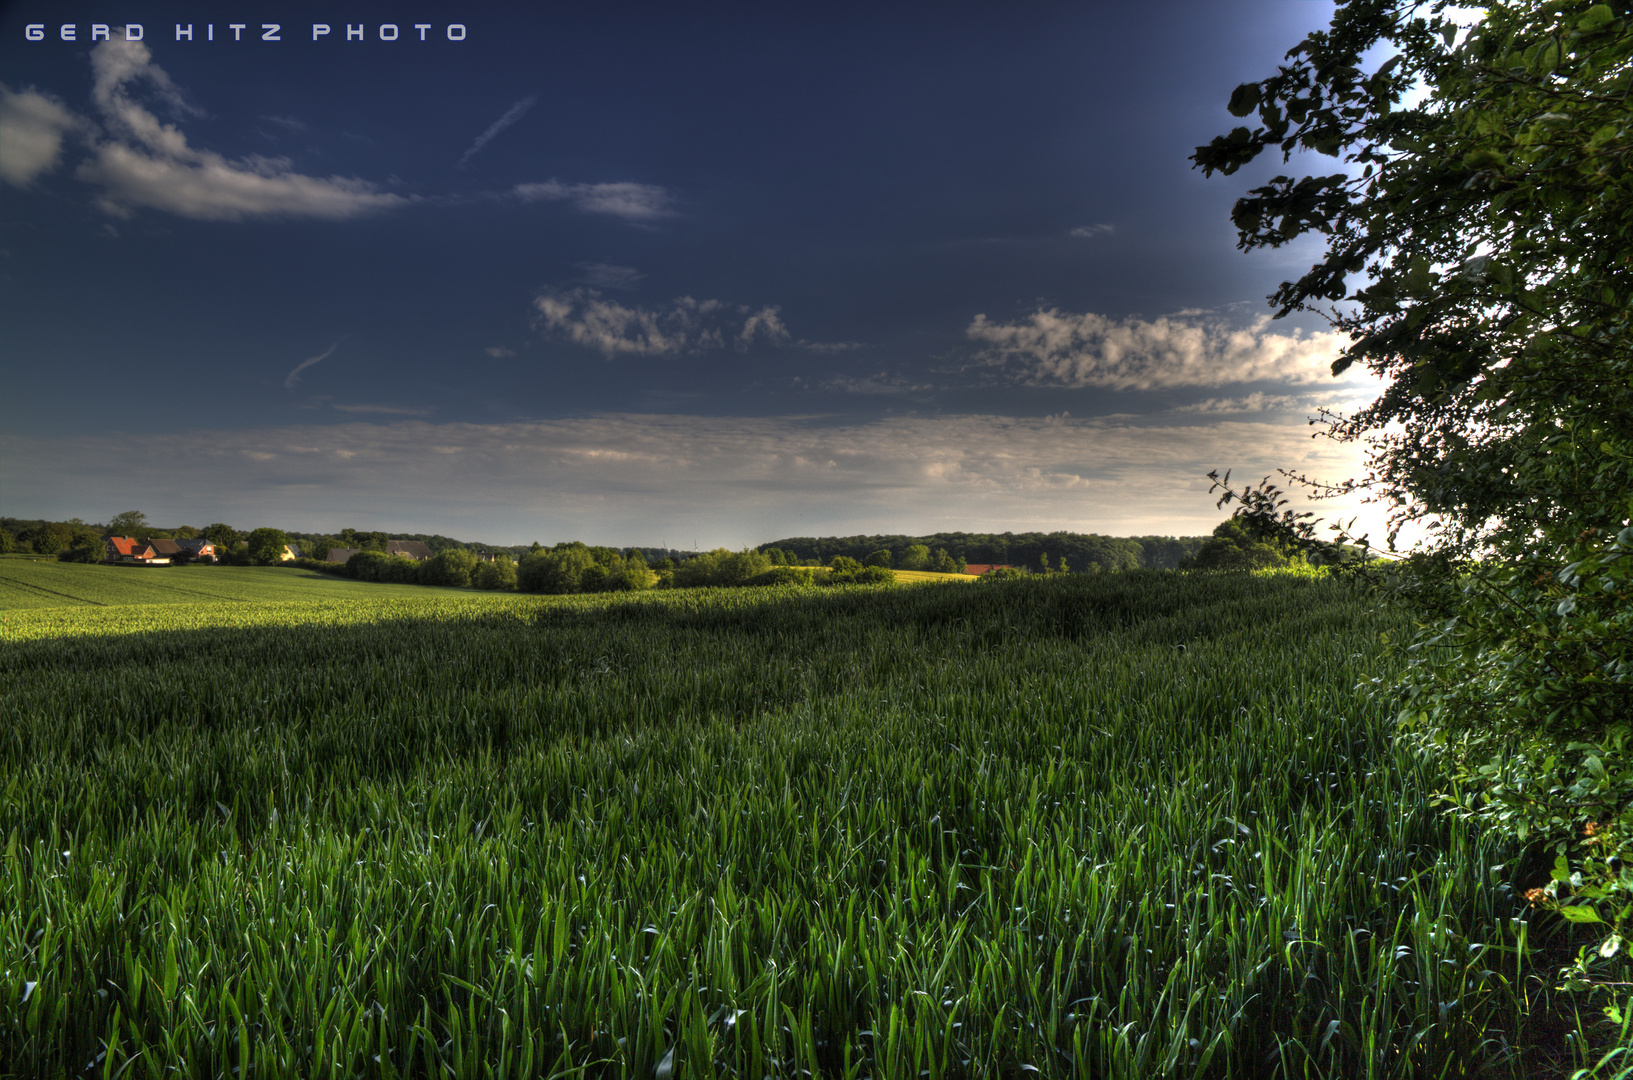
[0,573,1561,1077]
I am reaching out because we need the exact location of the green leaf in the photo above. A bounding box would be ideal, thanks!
[1578,5,1614,32]
[1228,83,1262,118]
[1558,905,1604,924]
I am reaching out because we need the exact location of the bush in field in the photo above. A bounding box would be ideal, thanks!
[826,563,893,586]
[829,555,863,574]
[673,548,772,588]
[58,539,103,564]
[898,544,931,570]
[1179,518,1299,572]
[292,557,347,576]
[518,544,598,594]
[421,549,479,588]
[345,550,389,581]
[473,554,517,591]
[602,550,654,592]
[18,525,67,555]
[746,566,814,587]
[977,566,1029,582]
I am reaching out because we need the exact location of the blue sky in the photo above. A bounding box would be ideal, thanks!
[0,2,1401,548]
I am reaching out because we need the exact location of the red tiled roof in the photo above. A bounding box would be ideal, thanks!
[964,563,1016,576]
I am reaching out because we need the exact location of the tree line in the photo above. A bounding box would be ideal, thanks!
[760,531,1213,573]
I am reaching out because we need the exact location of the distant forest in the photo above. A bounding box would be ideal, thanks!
[759,532,1209,573]
[3,516,1206,573]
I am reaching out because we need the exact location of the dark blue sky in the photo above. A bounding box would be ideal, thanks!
[1,2,1398,547]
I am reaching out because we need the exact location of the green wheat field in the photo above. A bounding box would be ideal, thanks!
[2,565,1561,1078]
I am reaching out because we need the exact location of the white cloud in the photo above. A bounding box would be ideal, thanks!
[1068,223,1115,239]
[533,289,793,357]
[0,411,1412,550]
[484,346,517,358]
[576,262,646,290]
[967,308,1365,390]
[458,96,537,168]
[514,180,674,220]
[72,36,409,221]
[0,85,80,187]
[284,341,342,389]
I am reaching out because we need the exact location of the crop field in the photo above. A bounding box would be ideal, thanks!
[0,561,473,611]
[1,573,1559,1078]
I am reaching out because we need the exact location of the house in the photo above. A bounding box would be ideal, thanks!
[105,536,167,565]
[387,540,434,561]
[149,538,184,560]
[174,539,217,563]
[281,545,303,561]
[327,547,359,563]
[963,563,1017,576]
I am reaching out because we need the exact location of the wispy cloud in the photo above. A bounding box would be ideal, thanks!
[330,403,434,416]
[457,95,537,168]
[819,372,934,395]
[576,262,646,290]
[533,289,792,357]
[967,309,1363,390]
[1173,391,1303,414]
[514,180,674,221]
[484,346,517,358]
[0,84,80,187]
[1068,223,1115,239]
[284,341,342,388]
[68,36,410,221]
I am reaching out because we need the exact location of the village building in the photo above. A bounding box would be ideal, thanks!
[174,539,217,562]
[387,540,434,560]
[963,563,1017,576]
[105,536,166,565]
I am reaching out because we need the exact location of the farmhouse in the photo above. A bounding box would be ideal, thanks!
[326,547,358,563]
[105,536,167,565]
[387,540,433,560]
[174,539,217,562]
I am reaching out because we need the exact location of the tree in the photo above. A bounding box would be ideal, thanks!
[107,510,148,536]
[19,523,70,555]
[422,548,478,587]
[899,544,931,571]
[201,523,239,549]
[474,553,518,591]
[1196,0,1633,964]
[1178,518,1298,572]
[517,543,598,594]
[245,528,290,566]
[865,549,893,568]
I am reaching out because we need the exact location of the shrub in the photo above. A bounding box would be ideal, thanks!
[673,548,772,588]
[518,544,598,594]
[345,550,389,581]
[473,554,517,591]
[58,541,103,564]
[421,549,478,588]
